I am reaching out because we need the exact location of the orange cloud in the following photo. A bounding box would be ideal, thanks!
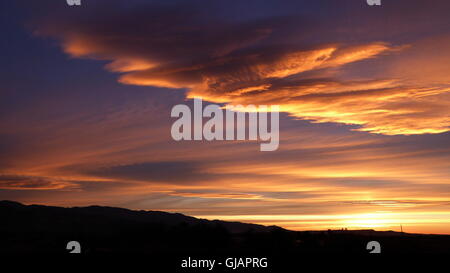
[50,33,450,135]
[29,0,450,136]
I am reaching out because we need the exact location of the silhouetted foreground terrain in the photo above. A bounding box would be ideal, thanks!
[1,200,449,256]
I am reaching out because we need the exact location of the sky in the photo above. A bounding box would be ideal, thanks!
[1,0,449,234]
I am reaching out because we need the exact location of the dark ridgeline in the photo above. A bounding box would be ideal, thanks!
[1,200,449,255]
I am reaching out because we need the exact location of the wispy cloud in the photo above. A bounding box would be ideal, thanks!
[27,0,450,135]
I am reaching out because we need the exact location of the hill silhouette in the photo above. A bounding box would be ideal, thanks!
[1,200,449,256]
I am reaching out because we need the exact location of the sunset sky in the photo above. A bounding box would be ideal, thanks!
[1,0,449,234]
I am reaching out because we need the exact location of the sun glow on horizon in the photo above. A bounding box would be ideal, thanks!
[194,211,450,234]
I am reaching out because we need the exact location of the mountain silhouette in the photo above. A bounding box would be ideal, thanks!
[1,200,449,256]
